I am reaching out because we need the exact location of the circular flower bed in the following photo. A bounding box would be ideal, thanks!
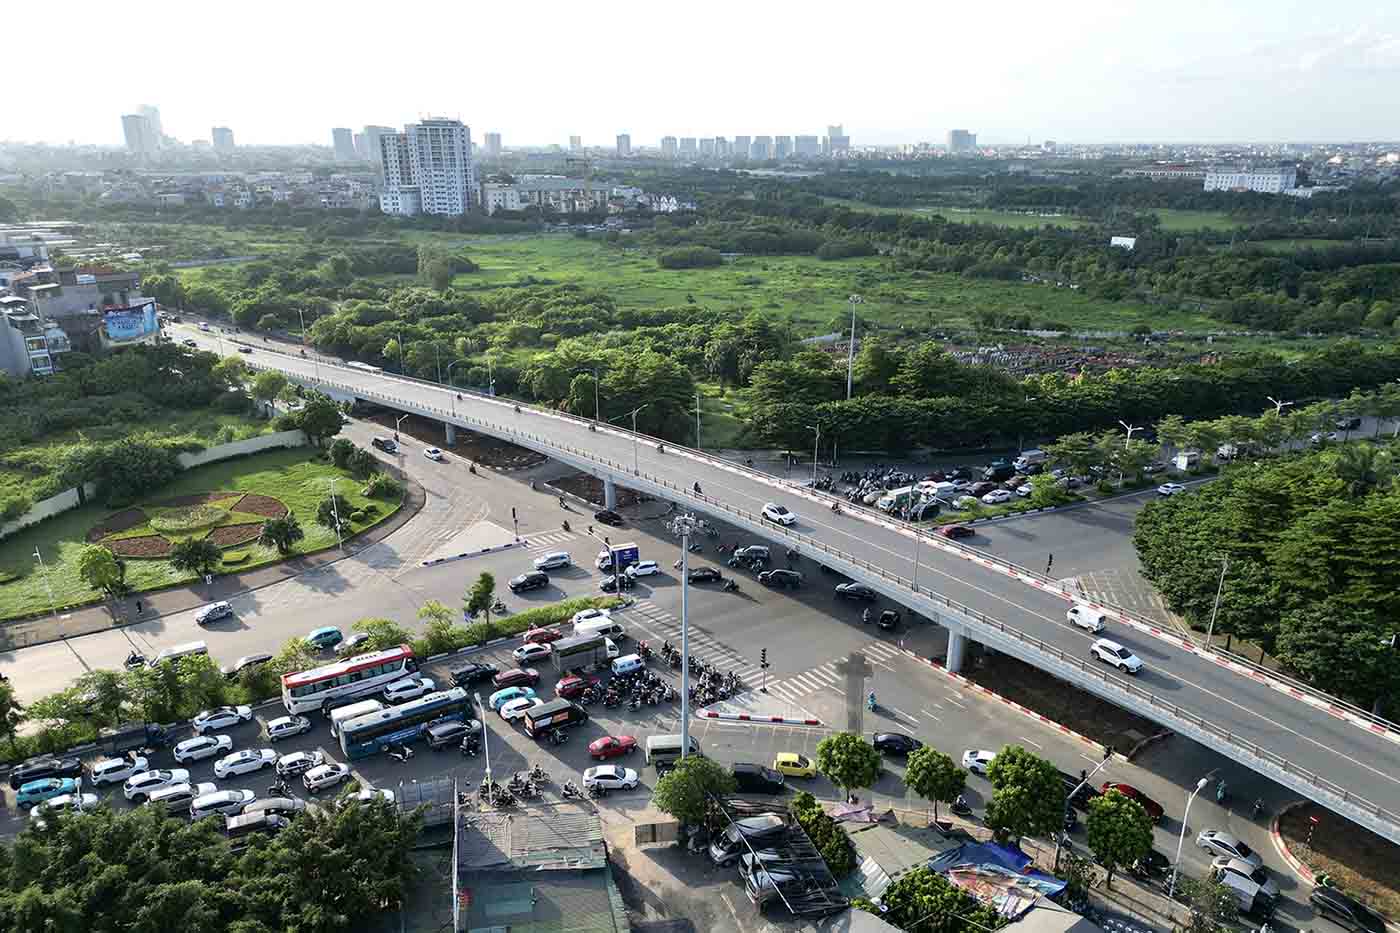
[88,491,292,560]
[108,535,173,558]
[207,524,263,548]
[148,504,231,535]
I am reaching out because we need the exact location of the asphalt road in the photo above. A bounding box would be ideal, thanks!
[171,324,1400,834]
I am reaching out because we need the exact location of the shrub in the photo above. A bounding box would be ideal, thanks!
[349,510,366,523]
[363,473,404,500]
[658,246,723,269]
[790,791,856,876]
[329,438,355,469]
[361,503,380,516]
[222,551,250,565]
[1,496,32,521]
[149,504,229,534]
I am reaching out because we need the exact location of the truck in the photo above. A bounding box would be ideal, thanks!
[875,486,917,513]
[1013,449,1048,471]
[551,633,617,670]
[99,722,176,756]
[595,542,640,572]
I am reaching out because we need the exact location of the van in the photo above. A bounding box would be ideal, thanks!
[149,781,216,815]
[522,699,589,738]
[709,813,789,866]
[1014,450,1048,471]
[610,654,644,677]
[1066,605,1106,633]
[575,618,625,640]
[224,811,289,846]
[876,487,916,512]
[1211,866,1275,917]
[1175,450,1200,470]
[645,733,702,770]
[733,763,787,795]
[150,641,209,666]
[733,545,770,563]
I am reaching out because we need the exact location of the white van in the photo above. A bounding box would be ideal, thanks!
[533,551,571,571]
[1066,605,1106,633]
[1210,866,1275,916]
[876,486,916,513]
[575,618,625,640]
[611,654,644,677]
[645,733,702,769]
[151,641,209,666]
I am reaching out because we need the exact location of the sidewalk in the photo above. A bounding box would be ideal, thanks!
[0,473,427,654]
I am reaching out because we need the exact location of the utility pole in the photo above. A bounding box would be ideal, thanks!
[807,424,821,486]
[1266,396,1293,417]
[33,547,57,620]
[326,477,343,549]
[1118,419,1139,447]
[675,513,700,760]
[845,294,863,399]
[694,393,701,449]
[1206,555,1229,646]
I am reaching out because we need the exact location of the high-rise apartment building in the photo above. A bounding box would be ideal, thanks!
[378,119,477,217]
[121,114,158,156]
[699,138,715,158]
[679,137,697,156]
[774,136,791,159]
[569,135,583,151]
[332,128,356,161]
[947,129,977,154]
[713,137,729,157]
[733,136,751,160]
[825,125,850,156]
[211,127,236,153]
[794,135,821,157]
[139,105,163,141]
[484,133,502,158]
[660,136,678,158]
[616,134,631,156]
[750,136,772,160]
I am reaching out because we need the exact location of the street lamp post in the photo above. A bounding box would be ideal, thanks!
[1266,396,1294,417]
[1118,420,1139,447]
[845,294,863,400]
[474,693,492,785]
[325,477,344,550]
[806,424,821,487]
[1169,777,1212,899]
[446,360,468,415]
[695,393,702,449]
[33,547,56,620]
[673,513,700,761]
[395,413,409,443]
[1053,747,1113,871]
[396,329,405,374]
[606,405,649,474]
[297,309,320,380]
[574,367,601,421]
[433,342,442,384]
[1206,555,1229,646]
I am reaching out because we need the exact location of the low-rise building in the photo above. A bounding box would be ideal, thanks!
[1203,165,1297,193]
[480,177,612,215]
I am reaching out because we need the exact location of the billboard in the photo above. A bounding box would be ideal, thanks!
[103,300,159,343]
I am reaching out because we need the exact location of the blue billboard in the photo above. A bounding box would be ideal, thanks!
[103,301,159,343]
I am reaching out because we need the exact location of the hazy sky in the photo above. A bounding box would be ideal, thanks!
[8,0,1398,147]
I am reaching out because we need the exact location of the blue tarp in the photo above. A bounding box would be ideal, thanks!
[925,843,1067,918]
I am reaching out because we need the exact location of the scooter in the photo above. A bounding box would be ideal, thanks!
[124,651,147,670]
[951,795,973,818]
[722,579,740,593]
[388,744,415,763]
[562,520,571,532]
[830,502,842,515]
[1216,778,1229,805]
[460,737,480,757]
[867,693,877,712]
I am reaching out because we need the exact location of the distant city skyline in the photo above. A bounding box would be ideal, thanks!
[6,1,1399,146]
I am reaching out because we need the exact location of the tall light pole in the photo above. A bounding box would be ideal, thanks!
[574,367,601,421]
[806,424,821,487]
[607,405,649,474]
[1266,396,1293,417]
[845,294,863,400]
[433,342,442,384]
[325,477,344,550]
[1019,395,1038,455]
[694,393,702,449]
[474,693,493,786]
[486,356,495,397]
[297,309,320,380]
[1206,555,1229,646]
[446,360,468,415]
[396,328,405,374]
[674,513,700,761]
[33,547,56,620]
[1053,747,1113,871]
[1169,777,1212,899]
[1118,420,1139,447]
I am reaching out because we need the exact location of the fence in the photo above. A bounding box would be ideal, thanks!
[0,482,98,541]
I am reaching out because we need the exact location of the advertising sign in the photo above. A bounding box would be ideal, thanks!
[103,300,158,343]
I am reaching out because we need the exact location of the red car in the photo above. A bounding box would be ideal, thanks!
[555,674,600,699]
[492,667,540,689]
[588,735,637,760]
[1101,782,1164,823]
[523,628,564,646]
[939,525,974,540]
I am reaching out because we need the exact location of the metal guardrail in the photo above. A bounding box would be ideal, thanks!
[244,354,1400,835]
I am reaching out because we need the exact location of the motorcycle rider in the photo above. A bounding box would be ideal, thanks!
[867,690,876,711]
[693,482,702,495]
[862,608,872,625]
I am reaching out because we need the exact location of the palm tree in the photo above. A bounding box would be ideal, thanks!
[169,538,222,577]
[1330,444,1395,498]
[259,516,305,555]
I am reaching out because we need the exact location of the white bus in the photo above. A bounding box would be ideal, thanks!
[150,641,209,666]
[346,361,383,375]
[329,700,386,738]
[280,644,418,715]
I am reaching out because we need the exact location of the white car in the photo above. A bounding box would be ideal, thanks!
[952,495,979,510]
[276,750,324,777]
[173,734,234,763]
[534,551,572,570]
[582,765,639,791]
[383,676,435,704]
[192,705,253,735]
[423,447,444,461]
[1066,605,1106,634]
[572,607,612,626]
[88,754,148,786]
[1157,483,1186,497]
[1090,638,1143,674]
[1196,830,1263,869]
[213,748,279,779]
[500,697,543,721]
[345,787,397,807]
[762,502,796,526]
[626,560,660,578]
[303,762,352,794]
[512,643,552,664]
[335,632,372,656]
[266,715,313,742]
[123,769,191,802]
[981,489,1013,505]
[1212,856,1280,897]
[190,789,257,820]
[30,792,99,824]
[961,750,997,775]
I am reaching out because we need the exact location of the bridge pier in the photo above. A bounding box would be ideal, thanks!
[603,477,618,510]
[444,422,457,446]
[945,629,967,673]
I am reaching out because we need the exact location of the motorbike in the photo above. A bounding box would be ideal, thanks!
[491,598,507,614]
[950,795,973,818]
[268,779,292,798]
[687,541,702,552]
[460,737,480,757]
[529,764,549,784]
[867,693,877,712]
[1216,779,1229,805]
[125,651,147,670]
[862,609,872,625]
[388,744,415,763]
[588,783,609,798]
[656,443,665,453]
[561,780,583,800]
[830,502,842,514]
[549,728,568,746]
[786,548,799,562]
[1252,798,1266,820]
[722,579,740,593]
[562,520,571,532]
[673,558,684,570]
[693,483,702,495]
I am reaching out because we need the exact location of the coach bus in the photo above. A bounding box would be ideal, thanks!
[338,688,473,760]
[346,361,383,375]
[280,644,418,715]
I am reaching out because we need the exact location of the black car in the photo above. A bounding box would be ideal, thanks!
[450,662,498,687]
[1127,848,1170,882]
[1058,770,1102,810]
[509,571,550,593]
[969,481,999,498]
[732,763,787,795]
[425,719,482,750]
[947,466,974,481]
[599,574,635,593]
[593,509,624,526]
[371,437,398,453]
[758,569,802,589]
[9,755,82,790]
[1335,416,1363,431]
[222,653,274,679]
[873,733,922,755]
[983,463,1015,482]
[835,582,878,602]
[1310,888,1387,933]
[878,609,900,630]
[688,567,723,584]
[939,524,975,540]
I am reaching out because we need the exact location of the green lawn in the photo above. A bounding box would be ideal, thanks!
[1151,209,1247,232]
[821,198,1086,229]
[1242,238,1355,253]
[0,448,401,620]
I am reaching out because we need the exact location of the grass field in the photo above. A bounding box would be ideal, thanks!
[0,448,400,620]
[1150,209,1248,232]
[820,198,1246,233]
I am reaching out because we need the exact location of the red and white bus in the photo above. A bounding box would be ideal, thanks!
[280,644,418,714]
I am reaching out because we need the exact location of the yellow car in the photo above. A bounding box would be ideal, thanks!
[773,752,817,779]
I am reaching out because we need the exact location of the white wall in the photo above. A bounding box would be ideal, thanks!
[0,482,97,540]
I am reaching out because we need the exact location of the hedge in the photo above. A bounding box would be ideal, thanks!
[409,595,624,658]
[791,791,857,877]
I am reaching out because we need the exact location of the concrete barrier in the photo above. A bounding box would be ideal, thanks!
[420,540,526,567]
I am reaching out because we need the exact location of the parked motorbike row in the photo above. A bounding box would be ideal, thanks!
[601,668,674,710]
[561,780,608,800]
[840,466,921,503]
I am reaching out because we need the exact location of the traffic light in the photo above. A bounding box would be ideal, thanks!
[760,648,768,669]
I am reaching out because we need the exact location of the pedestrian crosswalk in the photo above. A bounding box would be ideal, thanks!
[760,640,905,702]
[621,600,765,683]
[525,530,577,552]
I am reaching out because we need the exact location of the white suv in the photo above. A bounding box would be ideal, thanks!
[123,769,191,802]
[761,503,796,526]
[89,754,149,786]
[1090,638,1143,674]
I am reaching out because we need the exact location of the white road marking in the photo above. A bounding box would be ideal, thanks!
[921,709,942,721]
[1019,737,1044,750]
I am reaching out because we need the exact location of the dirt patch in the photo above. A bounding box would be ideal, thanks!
[85,508,148,542]
[155,492,236,508]
[360,411,546,470]
[553,473,644,509]
[208,523,264,548]
[1280,803,1400,919]
[107,535,173,559]
[235,493,288,518]
[961,650,1161,754]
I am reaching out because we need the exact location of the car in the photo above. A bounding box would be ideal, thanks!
[335,632,372,656]
[952,495,979,510]
[522,627,564,646]
[1143,461,1166,474]
[194,601,233,625]
[423,447,444,461]
[688,567,723,584]
[533,551,572,570]
[190,789,257,820]
[939,525,974,540]
[1128,848,1171,881]
[961,749,997,775]
[512,643,553,664]
[572,608,613,626]
[9,755,82,789]
[1101,783,1164,822]
[383,676,436,704]
[1059,770,1103,810]
[222,653,273,678]
[582,765,639,791]
[17,777,81,809]
[1067,605,1106,633]
[450,661,499,686]
[509,571,550,593]
[758,569,803,589]
[213,748,279,779]
[237,346,253,354]
[266,715,313,742]
[425,719,481,749]
[305,626,344,649]
[1336,416,1363,431]
[878,609,901,630]
[946,466,974,481]
[371,436,398,453]
[123,769,191,802]
[304,762,352,794]
[593,508,624,526]
[1211,856,1280,898]
[969,481,1000,498]
[588,735,638,760]
[873,732,922,755]
[192,705,254,735]
[88,754,149,786]
[983,462,1015,481]
[345,787,398,807]
[1195,830,1263,868]
[556,674,601,700]
[598,574,635,593]
[835,582,879,602]
[173,734,234,763]
[772,752,817,779]
[183,338,198,347]
[1016,484,1034,497]
[626,560,660,578]
[275,750,325,777]
[198,322,210,331]
[982,489,1013,505]
[761,502,796,525]
[491,668,540,690]
[488,686,538,711]
[1090,638,1143,674]
[733,763,787,795]
[500,697,543,721]
[1309,887,1387,933]
[30,791,99,824]
[1157,483,1186,497]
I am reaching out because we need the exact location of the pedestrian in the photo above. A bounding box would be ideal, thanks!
[135,599,142,614]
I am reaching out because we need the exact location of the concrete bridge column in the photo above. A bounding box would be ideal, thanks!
[444,422,457,446]
[603,477,618,510]
[946,629,968,674]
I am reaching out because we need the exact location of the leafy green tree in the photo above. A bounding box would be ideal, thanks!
[853,337,900,396]
[1155,414,1191,452]
[1085,789,1153,888]
[0,680,23,756]
[346,447,377,479]
[1027,473,1071,508]
[76,545,129,599]
[903,746,966,823]
[651,753,735,825]
[328,437,355,468]
[1176,876,1240,933]
[466,572,498,634]
[169,538,222,577]
[258,515,305,555]
[860,865,1002,933]
[295,392,344,445]
[418,600,468,655]
[73,669,126,726]
[984,745,1065,843]
[815,732,882,801]
[352,617,414,652]
[251,370,288,417]
[1327,443,1394,498]
[316,494,353,534]
[790,792,857,876]
[1044,432,1098,477]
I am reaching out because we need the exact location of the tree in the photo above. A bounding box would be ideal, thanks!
[984,745,1065,843]
[465,572,498,633]
[211,355,250,390]
[296,391,344,445]
[418,600,466,654]
[353,617,415,651]
[0,680,23,755]
[258,515,305,555]
[168,538,222,578]
[651,753,735,826]
[1027,473,1071,508]
[862,865,1003,933]
[1044,432,1099,477]
[317,494,353,533]
[76,545,129,599]
[815,732,882,801]
[328,437,355,468]
[346,447,378,479]
[903,746,966,823]
[1176,876,1239,933]
[1085,789,1152,888]
[251,370,288,417]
